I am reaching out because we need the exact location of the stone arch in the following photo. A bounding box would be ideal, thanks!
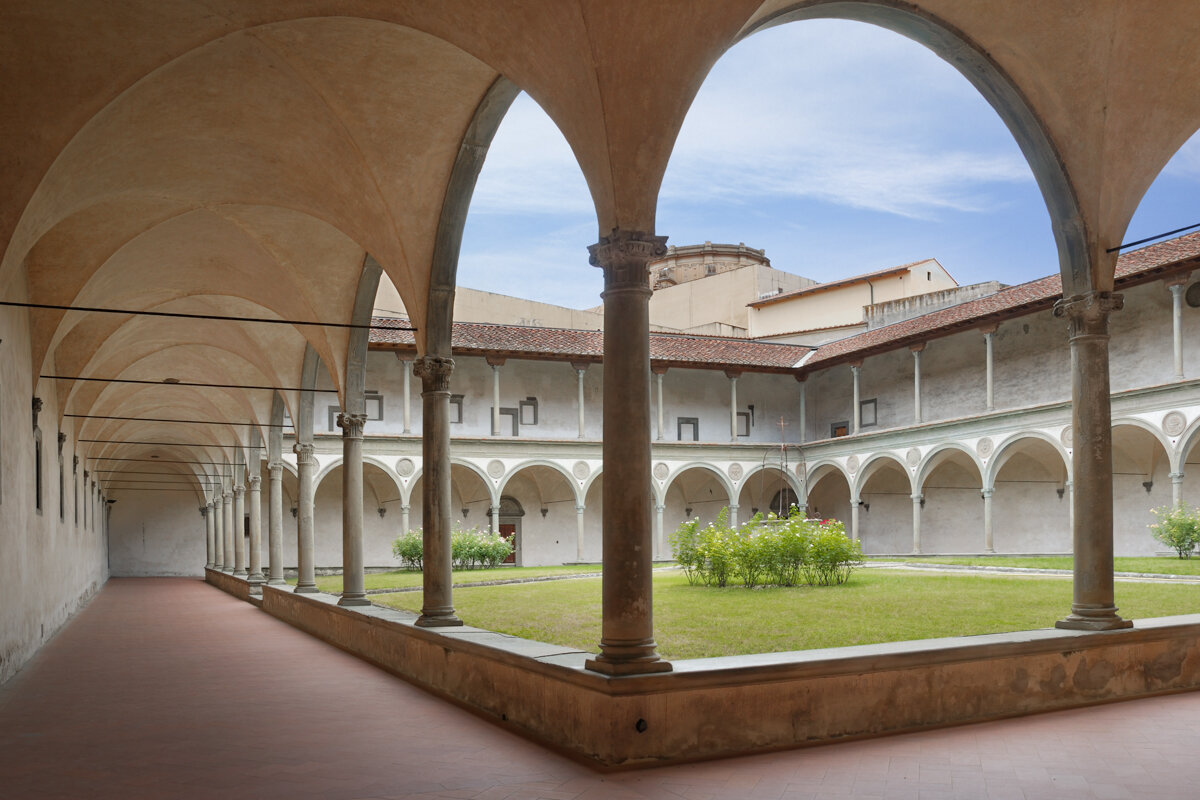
[738,463,802,518]
[1111,421,1174,555]
[985,430,1071,489]
[916,444,983,491]
[741,1,1095,291]
[853,452,914,498]
[988,433,1072,554]
[662,463,736,532]
[498,461,581,566]
[1170,414,1200,475]
[805,460,852,531]
[916,444,985,554]
[854,452,912,554]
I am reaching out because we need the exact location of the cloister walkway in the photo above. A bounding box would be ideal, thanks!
[2,580,1199,800]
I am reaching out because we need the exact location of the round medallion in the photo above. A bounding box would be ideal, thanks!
[575,461,593,481]
[396,458,415,478]
[728,463,744,481]
[487,459,505,479]
[976,437,994,459]
[1163,411,1187,437]
[1060,426,1074,449]
[846,455,860,474]
[905,448,921,469]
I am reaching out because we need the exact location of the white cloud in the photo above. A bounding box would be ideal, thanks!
[1164,128,1200,179]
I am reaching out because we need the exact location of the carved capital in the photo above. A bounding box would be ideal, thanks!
[248,475,262,490]
[223,490,232,502]
[72,455,79,472]
[413,355,454,392]
[336,411,367,439]
[31,396,42,429]
[199,506,209,518]
[293,442,316,467]
[57,431,66,455]
[268,462,283,479]
[588,229,668,291]
[1053,291,1123,338]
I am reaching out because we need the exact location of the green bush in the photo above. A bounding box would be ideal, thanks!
[668,507,860,588]
[391,529,423,571]
[391,527,514,570]
[1150,504,1200,558]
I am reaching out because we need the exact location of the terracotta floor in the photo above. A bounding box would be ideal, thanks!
[2,579,1199,800]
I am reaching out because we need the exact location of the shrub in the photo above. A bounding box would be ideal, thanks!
[1149,504,1200,558]
[391,529,423,571]
[668,507,861,588]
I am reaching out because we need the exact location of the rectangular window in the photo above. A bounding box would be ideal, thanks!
[498,407,519,436]
[518,397,538,426]
[737,411,751,437]
[860,399,878,428]
[365,390,384,421]
[831,421,849,438]
[677,417,699,442]
[449,394,464,423]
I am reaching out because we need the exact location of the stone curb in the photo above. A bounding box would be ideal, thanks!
[865,561,1200,583]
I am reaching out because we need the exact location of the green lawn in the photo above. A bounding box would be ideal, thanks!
[290,563,604,594]
[896,556,1200,576]
[371,570,1200,660]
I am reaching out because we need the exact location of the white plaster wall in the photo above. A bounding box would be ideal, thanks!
[991,312,1071,410]
[805,365,854,441]
[108,489,205,576]
[0,305,108,685]
[857,348,914,432]
[919,332,989,422]
[1109,282,1175,392]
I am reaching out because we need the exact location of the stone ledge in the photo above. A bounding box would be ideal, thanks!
[244,582,1200,767]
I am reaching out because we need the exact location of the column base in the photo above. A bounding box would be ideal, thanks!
[294,584,320,594]
[233,569,248,577]
[222,567,235,575]
[266,578,287,586]
[415,611,463,627]
[1055,607,1134,631]
[247,573,265,585]
[205,563,215,570]
[585,655,673,676]
[338,594,372,607]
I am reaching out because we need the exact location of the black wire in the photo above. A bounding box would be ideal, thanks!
[89,457,240,465]
[80,438,238,447]
[42,375,339,393]
[1107,222,1200,253]
[0,300,415,332]
[65,413,292,428]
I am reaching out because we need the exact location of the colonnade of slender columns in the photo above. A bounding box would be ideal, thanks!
[654,368,666,440]
[1170,471,1185,507]
[414,355,461,627]
[910,493,922,554]
[911,344,923,424]
[338,412,370,606]
[267,462,285,585]
[576,503,587,561]
[585,229,670,675]
[982,487,995,552]
[399,354,413,434]
[728,371,739,442]
[222,488,234,574]
[489,357,503,436]
[1168,279,1186,380]
[1055,292,1131,631]
[796,376,806,443]
[983,326,997,412]
[850,362,862,434]
[574,362,588,438]
[247,472,264,587]
[233,480,246,577]
[490,504,500,535]
[294,443,318,593]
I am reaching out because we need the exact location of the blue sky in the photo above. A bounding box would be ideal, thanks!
[458,20,1200,310]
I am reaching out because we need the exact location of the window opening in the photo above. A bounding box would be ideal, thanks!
[737,411,751,437]
[449,394,464,423]
[677,417,699,441]
[830,421,850,438]
[496,407,519,436]
[860,399,878,428]
[518,397,539,426]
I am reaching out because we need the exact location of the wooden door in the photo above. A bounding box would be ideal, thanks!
[499,523,517,564]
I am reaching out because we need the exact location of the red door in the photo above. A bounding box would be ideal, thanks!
[499,523,517,564]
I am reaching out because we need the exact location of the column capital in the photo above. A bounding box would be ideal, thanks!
[1169,471,1185,482]
[979,323,999,336]
[31,395,43,429]
[248,475,262,490]
[588,229,668,291]
[336,411,367,439]
[413,355,454,391]
[233,484,244,498]
[570,361,591,373]
[849,360,863,371]
[652,365,669,376]
[981,488,994,498]
[268,461,283,478]
[911,493,924,502]
[199,506,209,517]
[724,369,742,380]
[1053,291,1123,338]
[909,342,926,353]
[1164,275,1189,290]
[485,356,506,368]
[293,442,316,466]
[223,490,232,502]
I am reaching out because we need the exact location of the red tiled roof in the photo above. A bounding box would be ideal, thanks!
[370,319,812,372]
[747,259,935,308]
[799,232,1200,371]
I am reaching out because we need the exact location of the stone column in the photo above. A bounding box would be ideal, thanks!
[222,489,234,574]
[488,357,504,436]
[247,474,264,586]
[850,492,860,542]
[233,482,247,577]
[414,356,461,627]
[576,503,587,562]
[729,503,739,528]
[490,504,500,535]
[982,487,995,553]
[653,367,667,441]
[983,325,998,412]
[399,354,413,433]
[654,502,665,561]
[1168,279,1186,380]
[203,504,214,569]
[267,462,285,585]
[213,494,224,570]
[1170,471,1184,507]
[1054,292,1131,630]
[850,362,862,434]
[400,503,411,535]
[797,376,807,444]
[337,412,370,606]
[911,493,923,554]
[585,229,671,675]
[911,344,924,424]
[294,443,318,593]
[1065,479,1075,532]
[573,362,588,438]
[727,371,740,441]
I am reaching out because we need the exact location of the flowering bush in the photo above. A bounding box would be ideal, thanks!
[670,507,861,587]
[1149,504,1200,558]
[391,527,514,570]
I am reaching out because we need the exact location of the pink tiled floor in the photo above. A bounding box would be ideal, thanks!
[2,579,1200,799]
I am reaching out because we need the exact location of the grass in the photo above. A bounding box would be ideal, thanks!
[370,570,1200,660]
[290,563,605,594]
[896,556,1200,576]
